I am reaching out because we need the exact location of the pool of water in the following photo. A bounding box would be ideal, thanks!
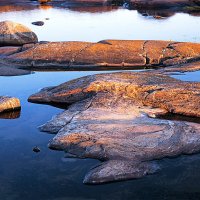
[0,3,200,200]
[172,71,200,82]
[0,70,200,200]
[0,6,199,42]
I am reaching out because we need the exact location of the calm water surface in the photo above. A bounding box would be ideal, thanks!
[0,71,200,200]
[0,5,200,200]
[0,7,199,42]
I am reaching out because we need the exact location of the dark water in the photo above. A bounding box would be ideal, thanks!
[0,70,200,200]
[0,4,200,200]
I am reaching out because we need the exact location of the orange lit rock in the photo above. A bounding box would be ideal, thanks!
[29,72,200,184]
[0,46,21,56]
[0,96,21,113]
[2,40,200,70]
[0,21,38,46]
[38,0,51,4]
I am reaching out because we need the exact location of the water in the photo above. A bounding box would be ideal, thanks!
[0,70,200,200]
[172,71,200,82]
[0,6,199,42]
[0,4,200,200]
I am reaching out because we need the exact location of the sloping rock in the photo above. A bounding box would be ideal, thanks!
[158,60,200,73]
[0,66,31,76]
[1,40,200,70]
[0,96,21,113]
[0,46,21,56]
[29,72,200,184]
[0,21,38,46]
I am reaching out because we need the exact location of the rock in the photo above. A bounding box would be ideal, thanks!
[0,46,21,56]
[32,146,41,153]
[158,60,200,73]
[0,66,31,76]
[0,21,38,46]
[29,72,200,184]
[129,0,199,9]
[38,0,51,4]
[32,21,44,26]
[1,40,200,70]
[0,96,21,113]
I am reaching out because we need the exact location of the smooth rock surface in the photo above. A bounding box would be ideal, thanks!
[0,21,38,46]
[29,72,200,184]
[0,96,21,113]
[0,66,31,76]
[1,40,200,70]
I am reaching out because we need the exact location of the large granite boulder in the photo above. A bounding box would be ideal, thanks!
[29,71,200,184]
[0,21,38,46]
[0,96,21,113]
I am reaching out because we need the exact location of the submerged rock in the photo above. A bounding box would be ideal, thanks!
[29,72,200,184]
[0,21,38,46]
[0,96,21,113]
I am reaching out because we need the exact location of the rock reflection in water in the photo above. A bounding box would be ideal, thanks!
[0,6,199,43]
[0,110,21,119]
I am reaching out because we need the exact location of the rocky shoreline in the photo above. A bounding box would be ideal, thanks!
[0,21,200,75]
[0,20,200,184]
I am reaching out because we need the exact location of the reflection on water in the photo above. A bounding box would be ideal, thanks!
[0,6,199,42]
[0,71,200,199]
[0,110,21,119]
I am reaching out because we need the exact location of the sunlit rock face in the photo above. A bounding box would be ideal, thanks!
[0,21,38,46]
[38,0,51,4]
[29,72,200,184]
[1,40,200,70]
[0,96,21,113]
